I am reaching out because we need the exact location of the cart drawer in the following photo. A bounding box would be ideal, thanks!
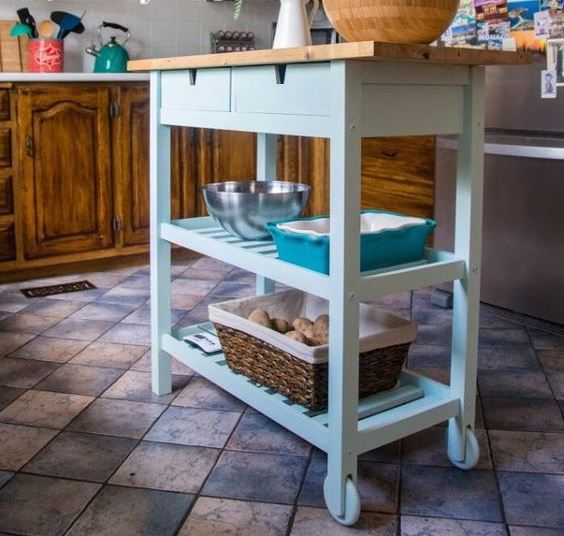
[161,68,231,112]
[231,63,330,116]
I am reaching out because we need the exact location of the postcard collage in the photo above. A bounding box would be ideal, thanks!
[441,0,564,98]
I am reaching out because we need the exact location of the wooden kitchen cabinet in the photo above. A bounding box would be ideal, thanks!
[18,85,114,259]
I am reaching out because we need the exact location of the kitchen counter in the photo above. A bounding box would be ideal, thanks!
[0,73,150,82]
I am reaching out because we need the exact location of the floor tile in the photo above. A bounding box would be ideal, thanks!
[70,341,148,369]
[0,313,61,335]
[202,450,308,504]
[537,349,564,372]
[411,367,451,385]
[290,507,397,535]
[400,515,507,535]
[48,288,105,302]
[0,423,58,470]
[479,329,531,347]
[0,292,30,313]
[70,301,137,322]
[68,398,165,439]
[66,485,193,536]
[22,299,84,318]
[0,357,59,388]
[192,257,232,273]
[0,389,93,428]
[9,336,89,363]
[101,370,188,404]
[180,266,231,282]
[509,527,564,536]
[171,278,218,296]
[478,346,540,370]
[401,465,502,522]
[81,271,129,289]
[121,304,184,326]
[118,275,150,290]
[0,332,35,356]
[479,370,553,400]
[408,345,451,369]
[414,325,452,346]
[402,427,492,470]
[546,371,564,400]
[43,318,114,341]
[490,431,564,474]
[482,398,564,432]
[172,376,245,411]
[0,470,12,488]
[23,431,136,482]
[179,497,292,536]
[527,329,564,350]
[498,472,564,528]
[110,441,219,493]
[145,406,240,448]
[227,410,310,456]
[358,441,401,464]
[131,350,194,376]
[0,386,24,410]
[167,293,203,310]
[97,287,151,307]
[99,322,151,346]
[208,281,255,299]
[34,364,122,396]
[480,313,519,329]
[0,473,100,536]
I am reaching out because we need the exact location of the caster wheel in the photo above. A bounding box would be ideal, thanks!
[449,429,480,470]
[323,476,361,526]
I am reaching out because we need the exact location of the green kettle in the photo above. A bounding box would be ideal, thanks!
[86,22,130,73]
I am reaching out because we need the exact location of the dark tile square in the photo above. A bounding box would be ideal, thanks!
[478,346,540,371]
[358,441,401,463]
[509,527,564,536]
[479,329,531,347]
[10,336,89,363]
[35,364,124,396]
[0,423,57,470]
[414,325,452,346]
[0,357,59,388]
[145,406,240,448]
[68,398,165,439]
[24,431,137,482]
[202,450,308,504]
[0,470,12,488]
[0,386,24,411]
[44,318,115,341]
[121,304,184,326]
[547,371,564,400]
[299,456,399,514]
[482,397,564,432]
[538,349,564,372]
[401,516,506,535]
[100,323,151,346]
[528,329,564,350]
[0,332,35,357]
[70,341,148,369]
[66,485,194,536]
[478,369,553,400]
[401,465,502,522]
[408,345,451,369]
[0,314,61,335]
[499,472,564,528]
[0,474,100,536]
[172,376,246,411]
[227,411,311,457]
[21,299,84,318]
[70,301,136,322]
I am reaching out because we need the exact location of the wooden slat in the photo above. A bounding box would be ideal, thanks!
[129,41,530,72]
[0,21,28,73]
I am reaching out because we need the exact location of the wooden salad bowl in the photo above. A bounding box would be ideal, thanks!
[322,0,460,44]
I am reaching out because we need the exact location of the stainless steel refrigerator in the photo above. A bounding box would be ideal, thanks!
[435,55,564,325]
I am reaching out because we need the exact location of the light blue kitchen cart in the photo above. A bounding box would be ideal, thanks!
[129,42,528,526]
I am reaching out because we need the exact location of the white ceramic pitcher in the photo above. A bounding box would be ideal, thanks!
[273,0,320,49]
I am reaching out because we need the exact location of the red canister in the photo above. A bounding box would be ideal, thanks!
[28,39,64,73]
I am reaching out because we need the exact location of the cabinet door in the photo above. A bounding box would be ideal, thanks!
[19,86,113,259]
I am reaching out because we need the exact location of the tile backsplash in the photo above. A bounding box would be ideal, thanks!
[0,0,281,71]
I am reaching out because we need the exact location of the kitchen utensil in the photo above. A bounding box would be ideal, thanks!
[16,8,37,38]
[273,0,319,49]
[85,21,131,73]
[50,11,85,39]
[202,181,310,240]
[38,20,55,39]
[9,23,32,38]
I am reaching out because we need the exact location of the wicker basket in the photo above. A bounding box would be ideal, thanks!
[209,290,416,411]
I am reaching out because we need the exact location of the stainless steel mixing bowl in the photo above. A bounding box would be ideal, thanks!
[202,181,311,240]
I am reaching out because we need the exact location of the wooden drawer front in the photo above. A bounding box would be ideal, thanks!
[0,89,10,121]
[0,221,15,261]
[161,68,231,112]
[0,128,11,167]
[0,175,13,214]
[232,63,330,116]
[361,136,436,218]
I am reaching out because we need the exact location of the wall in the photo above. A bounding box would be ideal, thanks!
[0,0,282,72]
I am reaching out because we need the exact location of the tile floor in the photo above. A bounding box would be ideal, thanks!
[0,257,562,536]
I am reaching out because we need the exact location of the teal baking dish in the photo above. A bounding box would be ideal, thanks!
[266,210,437,274]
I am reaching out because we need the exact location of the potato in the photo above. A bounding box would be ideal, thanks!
[293,317,313,333]
[285,330,308,344]
[312,314,329,345]
[248,308,271,328]
[271,318,291,334]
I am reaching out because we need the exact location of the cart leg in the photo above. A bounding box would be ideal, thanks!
[150,71,173,396]
[324,61,362,525]
[448,66,485,468]
[256,132,276,295]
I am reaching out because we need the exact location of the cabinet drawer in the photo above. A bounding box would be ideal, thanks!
[232,63,330,116]
[0,221,15,261]
[0,175,13,214]
[0,89,10,121]
[161,68,231,112]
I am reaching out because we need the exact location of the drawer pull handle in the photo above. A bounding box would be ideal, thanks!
[274,64,287,85]
[382,150,398,158]
[188,69,197,86]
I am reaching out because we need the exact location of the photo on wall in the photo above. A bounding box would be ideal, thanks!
[546,38,564,84]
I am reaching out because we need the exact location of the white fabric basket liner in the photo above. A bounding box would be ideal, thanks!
[208,289,417,365]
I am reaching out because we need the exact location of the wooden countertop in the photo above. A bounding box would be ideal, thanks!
[128,41,531,72]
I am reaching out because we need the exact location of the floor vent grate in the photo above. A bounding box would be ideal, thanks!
[20,281,97,298]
